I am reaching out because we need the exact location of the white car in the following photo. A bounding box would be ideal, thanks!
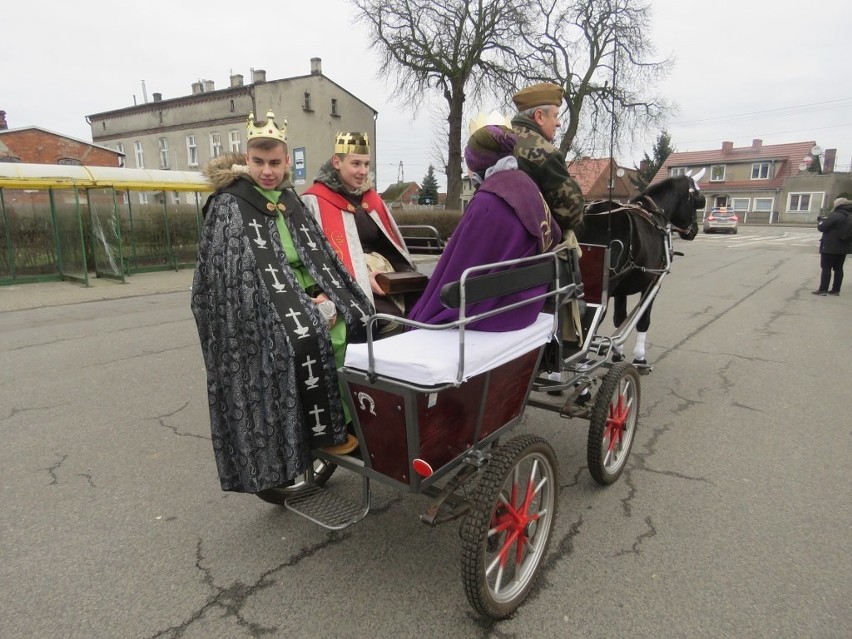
[703,207,739,234]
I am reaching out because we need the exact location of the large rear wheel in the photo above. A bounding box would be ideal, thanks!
[587,361,639,485]
[460,435,558,619]
[255,459,337,505]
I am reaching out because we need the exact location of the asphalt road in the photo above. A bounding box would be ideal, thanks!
[1,227,849,638]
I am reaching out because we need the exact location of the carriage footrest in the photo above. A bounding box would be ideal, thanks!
[284,477,371,531]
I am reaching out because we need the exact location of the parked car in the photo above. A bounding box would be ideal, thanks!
[703,207,739,234]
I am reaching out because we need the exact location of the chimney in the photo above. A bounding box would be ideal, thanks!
[230,73,244,87]
[191,81,203,95]
[721,141,733,153]
[310,57,323,75]
[823,148,836,174]
[0,110,7,130]
[639,159,649,173]
[752,139,762,150]
[252,69,266,84]
[202,79,215,92]
[152,92,162,102]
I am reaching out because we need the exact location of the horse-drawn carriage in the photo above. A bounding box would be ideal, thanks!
[258,174,704,619]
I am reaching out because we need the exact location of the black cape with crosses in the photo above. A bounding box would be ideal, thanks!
[191,176,372,493]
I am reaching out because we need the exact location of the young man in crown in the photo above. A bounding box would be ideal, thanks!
[301,132,415,329]
[191,111,372,495]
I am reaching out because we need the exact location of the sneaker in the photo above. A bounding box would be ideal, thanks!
[319,434,358,455]
[811,290,827,296]
[828,291,840,296]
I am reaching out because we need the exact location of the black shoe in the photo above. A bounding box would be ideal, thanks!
[812,290,827,296]
[828,291,840,296]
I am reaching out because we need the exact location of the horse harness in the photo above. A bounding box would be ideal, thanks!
[583,196,673,280]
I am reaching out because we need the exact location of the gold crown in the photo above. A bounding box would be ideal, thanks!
[334,132,370,155]
[247,110,287,142]
[468,110,512,136]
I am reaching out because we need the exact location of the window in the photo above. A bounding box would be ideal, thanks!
[731,198,750,212]
[186,135,198,167]
[210,132,223,158]
[751,162,770,179]
[229,130,241,153]
[710,165,726,182]
[134,141,144,168]
[754,198,773,212]
[116,142,125,167]
[172,191,181,205]
[669,167,686,177]
[138,191,149,204]
[57,158,81,165]
[230,99,235,113]
[331,98,339,116]
[303,91,312,111]
[158,138,170,169]
[788,193,824,212]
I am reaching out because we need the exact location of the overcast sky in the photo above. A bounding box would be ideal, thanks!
[2,0,849,191]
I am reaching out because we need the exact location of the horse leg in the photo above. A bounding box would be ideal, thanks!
[612,295,627,361]
[633,301,653,364]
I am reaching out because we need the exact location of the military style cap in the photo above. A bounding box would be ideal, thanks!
[512,83,564,111]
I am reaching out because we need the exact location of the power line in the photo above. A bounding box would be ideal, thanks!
[675,97,852,127]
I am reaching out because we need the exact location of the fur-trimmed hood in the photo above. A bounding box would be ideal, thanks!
[203,152,292,191]
[313,158,374,196]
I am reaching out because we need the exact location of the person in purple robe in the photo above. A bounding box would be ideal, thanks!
[407,124,562,331]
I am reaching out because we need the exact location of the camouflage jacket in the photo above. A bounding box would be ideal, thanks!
[511,114,584,231]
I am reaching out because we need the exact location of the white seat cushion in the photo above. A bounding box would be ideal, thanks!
[344,313,555,386]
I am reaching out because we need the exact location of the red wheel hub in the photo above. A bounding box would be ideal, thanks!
[490,480,540,568]
[605,390,629,453]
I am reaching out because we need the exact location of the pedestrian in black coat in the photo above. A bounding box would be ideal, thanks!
[812,196,852,295]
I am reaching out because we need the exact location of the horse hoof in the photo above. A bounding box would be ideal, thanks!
[612,351,624,362]
[633,358,647,366]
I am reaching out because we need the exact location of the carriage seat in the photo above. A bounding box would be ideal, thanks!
[343,312,554,386]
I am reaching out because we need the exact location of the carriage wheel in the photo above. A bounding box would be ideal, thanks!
[255,459,337,505]
[460,435,559,619]
[587,361,640,485]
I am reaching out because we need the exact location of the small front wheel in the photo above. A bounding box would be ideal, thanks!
[460,435,559,619]
[587,361,640,485]
[255,458,337,505]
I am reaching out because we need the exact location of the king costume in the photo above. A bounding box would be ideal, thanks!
[408,124,561,331]
[191,145,372,494]
[301,134,414,318]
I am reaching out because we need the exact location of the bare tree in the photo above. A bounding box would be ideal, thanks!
[515,0,672,157]
[351,0,524,210]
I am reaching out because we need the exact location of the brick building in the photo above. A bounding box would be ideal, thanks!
[0,112,122,166]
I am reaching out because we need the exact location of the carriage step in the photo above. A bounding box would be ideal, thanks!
[285,477,371,531]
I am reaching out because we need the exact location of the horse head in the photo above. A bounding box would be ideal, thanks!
[638,174,705,241]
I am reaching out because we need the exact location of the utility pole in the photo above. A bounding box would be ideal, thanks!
[397,161,404,184]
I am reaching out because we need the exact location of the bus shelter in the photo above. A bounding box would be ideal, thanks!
[0,163,212,286]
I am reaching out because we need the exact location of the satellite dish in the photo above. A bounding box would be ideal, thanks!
[811,145,823,156]
[798,162,807,171]
[616,168,625,177]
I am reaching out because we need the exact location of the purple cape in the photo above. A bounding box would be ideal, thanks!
[408,170,562,331]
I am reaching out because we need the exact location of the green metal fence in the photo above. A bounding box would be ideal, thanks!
[0,164,210,286]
